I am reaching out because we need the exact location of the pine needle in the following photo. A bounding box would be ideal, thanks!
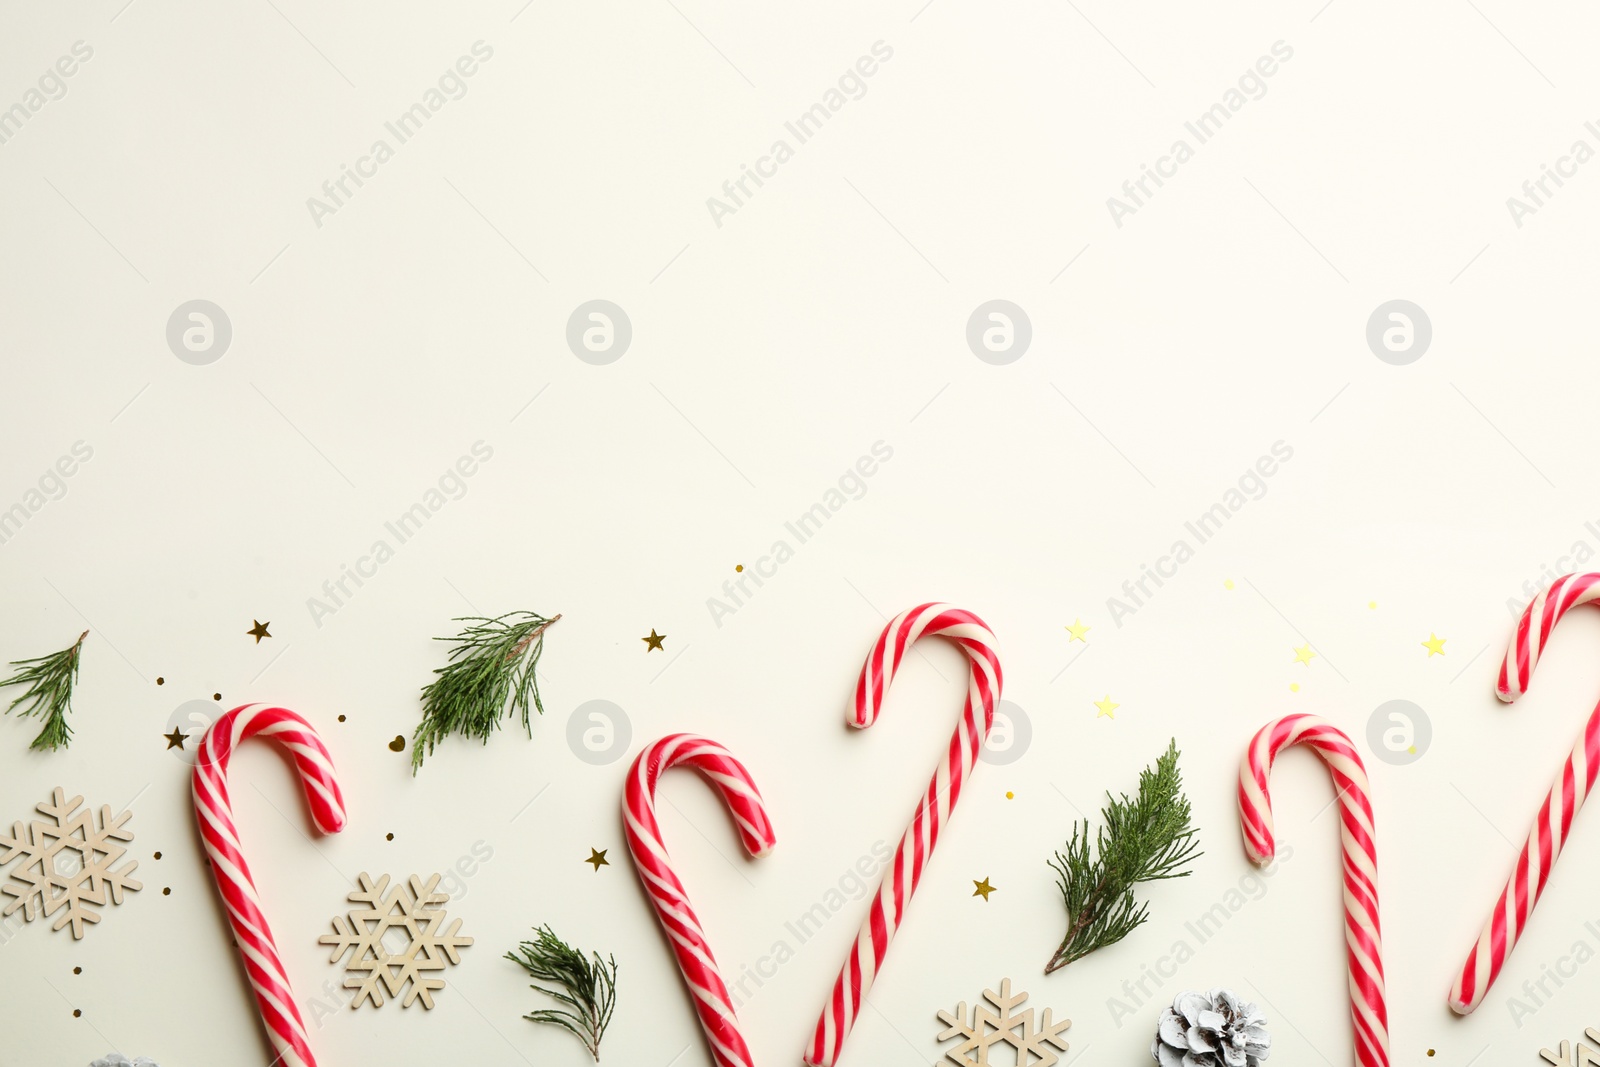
[1044,738,1201,973]
[411,610,559,774]
[1,630,88,752]
[505,925,618,1060]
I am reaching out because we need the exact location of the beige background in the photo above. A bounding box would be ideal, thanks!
[2,1,1600,1065]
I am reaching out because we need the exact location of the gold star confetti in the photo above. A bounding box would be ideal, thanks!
[1094,695,1119,720]
[1292,643,1315,666]
[1422,633,1447,657]
[1224,579,1235,590]
[247,620,271,643]
[163,728,187,750]
[1289,683,1300,693]
[585,848,610,871]
[1005,791,1014,800]
[1065,619,1091,643]
[972,877,996,901]
[642,629,666,652]
[1368,601,1377,610]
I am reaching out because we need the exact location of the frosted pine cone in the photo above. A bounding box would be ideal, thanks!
[89,1056,159,1067]
[1151,989,1270,1067]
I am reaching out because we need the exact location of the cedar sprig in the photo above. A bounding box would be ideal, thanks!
[1,630,88,752]
[505,925,618,1060]
[1045,738,1201,973]
[411,610,560,774]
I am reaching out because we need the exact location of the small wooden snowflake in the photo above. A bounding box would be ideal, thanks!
[0,787,141,938]
[937,978,1070,1067]
[1541,1027,1600,1066]
[320,872,473,1009]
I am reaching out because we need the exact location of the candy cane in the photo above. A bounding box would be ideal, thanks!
[193,704,347,1067]
[623,733,775,1067]
[805,603,1002,1067]
[1451,572,1600,1013]
[1238,714,1387,1067]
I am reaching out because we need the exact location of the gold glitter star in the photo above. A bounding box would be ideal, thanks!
[585,848,610,871]
[1292,643,1315,666]
[642,629,666,652]
[247,619,271,643]
[1422,633,1447,657]
[163,727,187,750]
[1094,695,1119,720]
[972,877,996,901]
[1065,619,1091,643]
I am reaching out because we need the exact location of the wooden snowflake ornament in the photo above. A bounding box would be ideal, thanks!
[0,787,141,938]
[1541,1028,1600,1066]
[320,872,473,1009]
[937,978,1070,1067]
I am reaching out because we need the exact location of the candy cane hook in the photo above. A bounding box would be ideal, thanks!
[1238,714,1388,1067]
[1451,572,1600,1013]
[623,734,775,1067]
[805,603,1002,1067]
[193,704,347,1067]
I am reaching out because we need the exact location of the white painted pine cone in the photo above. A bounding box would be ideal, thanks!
[1150,989,1270,1067]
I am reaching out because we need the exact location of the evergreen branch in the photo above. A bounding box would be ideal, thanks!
[505,925,618,1060]
[1044,738,1201,973]
[0,631,87,752]
[411,610,559,774]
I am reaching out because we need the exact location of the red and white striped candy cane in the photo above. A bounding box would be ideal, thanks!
[623,733,775,1067]
[1239,714,1388,1067]
[193,705,347,1067]
[805,603,1002,1067]
[1450,572,1600,1013]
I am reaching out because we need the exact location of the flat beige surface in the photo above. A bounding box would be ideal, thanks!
[0,2,1597,1065]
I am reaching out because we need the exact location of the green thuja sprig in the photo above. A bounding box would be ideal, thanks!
[1,630,88,752]
[1044,738,1201,973]
[411,610,560,774]
[506,925,618,1060]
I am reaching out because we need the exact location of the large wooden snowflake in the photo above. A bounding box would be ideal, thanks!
[320,872,473,1009]
[0,787,142,938]
[937,978,1071,1067]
